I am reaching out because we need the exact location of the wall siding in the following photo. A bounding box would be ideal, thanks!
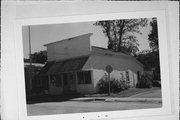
[46,34,91,61]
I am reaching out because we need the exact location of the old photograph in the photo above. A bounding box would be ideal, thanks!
[22,17,162,116]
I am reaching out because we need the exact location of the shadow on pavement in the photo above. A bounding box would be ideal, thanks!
[27,94,85,104]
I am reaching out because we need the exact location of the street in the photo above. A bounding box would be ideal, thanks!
[27,100,162,116]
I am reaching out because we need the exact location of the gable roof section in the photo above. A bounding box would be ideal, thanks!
[91,46,144,68]
[39,56,89,76]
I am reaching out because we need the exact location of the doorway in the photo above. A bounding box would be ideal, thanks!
[63,72,76,93]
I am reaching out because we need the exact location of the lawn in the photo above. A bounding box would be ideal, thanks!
[85,87,161,98]
[27,87,162,116]
[27,87,161,104]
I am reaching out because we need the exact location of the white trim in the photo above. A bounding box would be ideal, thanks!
[1,1,178,120]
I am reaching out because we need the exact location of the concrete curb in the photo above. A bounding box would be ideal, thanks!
[105,98,162,103]
[70,97,162,103]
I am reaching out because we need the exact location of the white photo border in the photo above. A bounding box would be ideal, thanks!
[2,2,179,120]
[16,10,171,120]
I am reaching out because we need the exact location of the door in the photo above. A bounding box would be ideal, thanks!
[68,73,76,92]
[63,73,76,93]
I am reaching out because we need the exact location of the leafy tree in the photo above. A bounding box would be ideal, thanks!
[148,18,158,51]
[136,50,160,81]
[31,50,47,64]
[94,18,147,56]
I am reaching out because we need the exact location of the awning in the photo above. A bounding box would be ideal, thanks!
[38,61,54,76]
[39,56,89,76]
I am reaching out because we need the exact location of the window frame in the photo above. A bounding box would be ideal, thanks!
[77,71,92,84]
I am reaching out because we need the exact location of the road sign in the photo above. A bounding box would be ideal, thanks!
[105,65,113,96]
[106,65,113,73]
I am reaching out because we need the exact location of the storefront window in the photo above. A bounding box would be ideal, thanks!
[63,73,68,85]
[55,75,62,87]
[77,71,84,84]
[77,71,92,84]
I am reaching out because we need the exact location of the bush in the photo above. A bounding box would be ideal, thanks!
[97,77,130,93]
[152,80,161,87]
[136,72,153,88]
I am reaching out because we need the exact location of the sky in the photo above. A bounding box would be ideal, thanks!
[22,18,152,58]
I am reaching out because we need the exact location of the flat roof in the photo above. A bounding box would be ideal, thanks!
[44,33,93,46]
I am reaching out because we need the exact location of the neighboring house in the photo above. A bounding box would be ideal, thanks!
[24,62,44,95]
[39,33,144,95]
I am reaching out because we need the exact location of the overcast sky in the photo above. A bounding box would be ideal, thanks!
[22,18,152,58]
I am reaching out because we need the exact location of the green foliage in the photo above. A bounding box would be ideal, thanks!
[97,77,130,93]
[136,50,161,80]
[94,18,148,56]
[136,18,161,81]
[31,50,47,64]
[148,18,159,51]
[136,72,153,88]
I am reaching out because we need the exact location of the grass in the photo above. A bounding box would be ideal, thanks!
[27,87,161,104]
[27,94,84,104]
[85,87,161,98]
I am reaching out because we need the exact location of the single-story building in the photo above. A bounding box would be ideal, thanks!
[39,33,144,95]
[24,62,44,95]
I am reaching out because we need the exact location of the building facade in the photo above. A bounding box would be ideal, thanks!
[39,33,144,95]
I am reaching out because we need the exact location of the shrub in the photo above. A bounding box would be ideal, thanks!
[97,76,130,93]
[136,72,153,88]
[152,80,161,87]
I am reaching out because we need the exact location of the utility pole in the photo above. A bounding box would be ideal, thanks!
[28,26,32,93]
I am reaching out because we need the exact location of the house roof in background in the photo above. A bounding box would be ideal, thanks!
[24,62,45,67]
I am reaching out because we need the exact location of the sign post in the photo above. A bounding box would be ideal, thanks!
[106,65,113,96]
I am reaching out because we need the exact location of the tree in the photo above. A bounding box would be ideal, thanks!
[148,18,158,51]
[136,50,161,81]
[31,50,47,64]
[145,18,161,81]
[94,18,147,56]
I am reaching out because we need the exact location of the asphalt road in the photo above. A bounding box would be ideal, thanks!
[27,101,162,116]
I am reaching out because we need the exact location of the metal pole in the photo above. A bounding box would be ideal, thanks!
[108,73,110,96]
[28,26,32,93]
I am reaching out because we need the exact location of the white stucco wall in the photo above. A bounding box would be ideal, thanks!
[92,69,128,92]
[45,33,92,61]
[133,73,138,87]
[128,69,138,87]
[75,70,95,94]
[82,54,144,92]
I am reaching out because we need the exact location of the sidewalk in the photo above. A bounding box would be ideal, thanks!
[70,97,162,103]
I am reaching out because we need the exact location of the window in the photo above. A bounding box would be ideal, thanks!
[36,78,41,86]
[69,73,75,84]
[63,73,68,85]
[50,75,62,87]
[126,71,129,81]
[77,71,92,84]
[55,75,62,87]
[41,76,49,90]
[77,72,84,84]
[137,71,140,81]
[84,71,91,84]
[50,76,56,86]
